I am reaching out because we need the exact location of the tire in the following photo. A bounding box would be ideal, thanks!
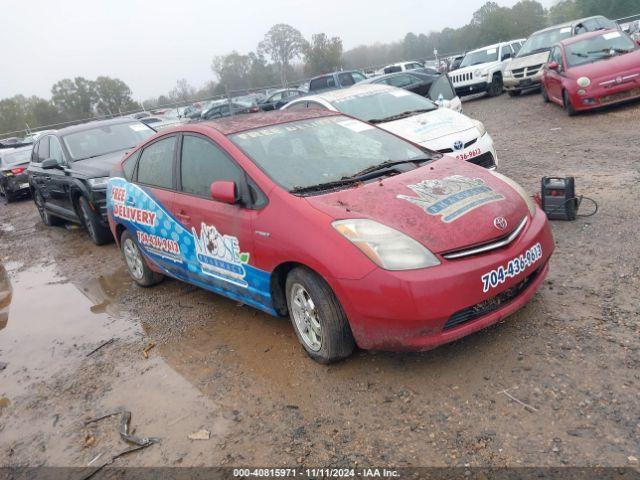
[79,196,112,245]
[34,190,61,226]
[0,183,11,203]
[507,90,521,98]
[285,267,355,363]
[541,85,550,103]
[488,73,503,97]
[120,229,164,287]
[563,90,577,116]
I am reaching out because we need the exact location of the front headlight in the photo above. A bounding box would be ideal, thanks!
[474,69,484,78]
[87,177,109,189]
[577,77,591,87]
[489,170,536,218]
[472,119,486,137]
[332,219,440,271]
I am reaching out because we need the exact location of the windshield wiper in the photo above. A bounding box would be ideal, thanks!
[587,48,632,56]
[290,157,433,195]
[369,109,434,124]
[349,157,432,177]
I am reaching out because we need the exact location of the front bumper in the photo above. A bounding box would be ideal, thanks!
[504,70,543,91]
[454,81,489,97]
[330,209,554,351]
[571,81,640,112]
[434,132,498,170]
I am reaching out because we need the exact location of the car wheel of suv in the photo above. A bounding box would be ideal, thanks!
[285,267,355,363]
[507,90,521,97]
[34,191,61,226]
[541,85,550,103]
[563,90,577,116]
[488,74,503,97]
[79,196,112,245]
[120,230,164,287]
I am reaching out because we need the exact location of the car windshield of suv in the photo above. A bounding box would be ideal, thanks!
[518,27,573,57]
[63,122,156,161]
[566,31,636,67]
[230,115,429,192]
[2,149,31,166]
[459,48,499,67]
[428,75,456,101]
[330,89,437,123]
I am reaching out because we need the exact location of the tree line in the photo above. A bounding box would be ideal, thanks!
[1,0,637,137]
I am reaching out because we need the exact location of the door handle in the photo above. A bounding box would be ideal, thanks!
[45,176,51,181]
[176,210,191,222]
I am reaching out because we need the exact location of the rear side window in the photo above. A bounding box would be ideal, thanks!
[309,76,335,91]
[137,136,176,189]
[180,135,243,197]
[387,74,416,88]
[338,72,356,86]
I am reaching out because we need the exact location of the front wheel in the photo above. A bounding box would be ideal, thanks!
[563,90,577,116]
[285,267,355,363]
[79,196,112,245]
[541,85,550,103]
[120,230,164,287]
[488,74,503,97]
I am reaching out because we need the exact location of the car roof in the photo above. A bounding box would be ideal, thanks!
[309,70,362,81]
[559,28,622,46]
[192,109,341,136]
[300,83,393,103]
[531,15,610,35]
[54,117,144,136]
[361,71,439,84]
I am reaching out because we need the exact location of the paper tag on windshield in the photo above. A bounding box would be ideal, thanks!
[487,48,497,55]
[560,27,571,33]
[338,120,373,132]
[390,90,411,97]
[130,124,149,131]
[603,31,621,40]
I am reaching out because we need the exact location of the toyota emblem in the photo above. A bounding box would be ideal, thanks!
[453,140,464,151]
[493,216,508,230]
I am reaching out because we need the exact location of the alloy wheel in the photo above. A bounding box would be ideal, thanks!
[123,238,144,280]
[290,283,322,351]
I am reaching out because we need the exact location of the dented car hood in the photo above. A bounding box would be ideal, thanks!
[509,51,550,71]
[378,107,478,146]
[305,156,530,254]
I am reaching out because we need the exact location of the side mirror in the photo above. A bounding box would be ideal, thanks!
[41,158,60,169]
[210,180,238,205]
[547,61,559,71]
[636,39,640,47]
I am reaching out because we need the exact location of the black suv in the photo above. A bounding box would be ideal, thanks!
[28,118,155,245]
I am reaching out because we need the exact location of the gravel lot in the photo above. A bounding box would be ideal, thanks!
[0,92,639,470]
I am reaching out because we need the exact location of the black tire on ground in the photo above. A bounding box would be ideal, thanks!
[34,190,62,226]
[507,90,521,97]
[541,85,550,103]
[120,229,164,287]
[285,267,355,363]
[79,196,113,245]
[0,183,12,203]
[563,90,577,116]
[488,73,503,97]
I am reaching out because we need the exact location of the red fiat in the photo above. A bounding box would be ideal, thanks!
[542,29,640,115]
[107,110,553,363]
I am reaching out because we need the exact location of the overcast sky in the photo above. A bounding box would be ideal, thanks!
[1,0,555,100]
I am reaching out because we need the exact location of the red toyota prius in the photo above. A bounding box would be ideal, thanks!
[542,29,640,115]
[107,110,554,363]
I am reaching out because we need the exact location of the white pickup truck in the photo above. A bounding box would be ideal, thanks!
[449,39,525,97]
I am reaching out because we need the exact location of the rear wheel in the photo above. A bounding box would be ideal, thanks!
[79,196,112,245]
[563,90,577,116]
[120,230,164,287]
[0,183,11,203]
[507,89,521,98]
[285,267,355,363]
[34,190,61,226]
[488,73,503,97]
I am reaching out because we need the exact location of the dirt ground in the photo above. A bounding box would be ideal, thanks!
[0,92,638,471]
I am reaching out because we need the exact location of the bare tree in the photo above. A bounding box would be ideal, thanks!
[258,24,305,87]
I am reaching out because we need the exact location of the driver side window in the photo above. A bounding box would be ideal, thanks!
[49,137,66,165]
